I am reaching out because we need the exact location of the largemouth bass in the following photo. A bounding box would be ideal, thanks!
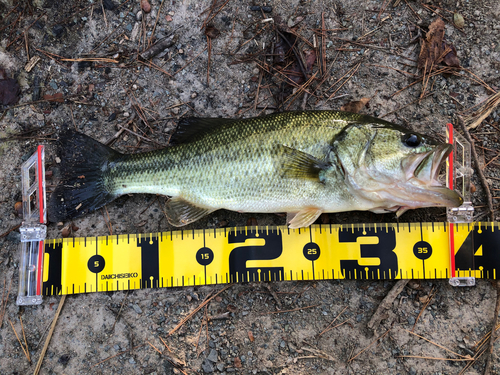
[48,111,462,228]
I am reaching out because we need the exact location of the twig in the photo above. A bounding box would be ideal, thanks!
[173,47,208,76]
[9,319,31,364]
[319,306,348,336]
[367,280,409,331]
[265,304,321,314]
[380,91,434,118]
[412,285,436,331]
[201,0,231,30]
[148,0,166,47]
[6,12,46,49]
[140,33,177,61]
[0,223,22,238]
[265,284,283,310]
[117,124,166,147]
[404,329,468,358]
[397,355,472,361]
[300,347,336,362]
[100,0,108,27]
[33,295,66,375]
[168,284,232,336]
[147,341,163,355]
[456,115,494,221]
[325,62,361,101]
[483,280,500,375]
[462,91,500,130]
[0,278,12,328]
[20,316,31,363]
[348,328,391,363]
[92,343,146,367]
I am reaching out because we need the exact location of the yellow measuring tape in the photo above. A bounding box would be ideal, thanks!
[41,222,499,296]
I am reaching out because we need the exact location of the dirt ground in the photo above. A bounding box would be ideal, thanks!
[1,0,500,374]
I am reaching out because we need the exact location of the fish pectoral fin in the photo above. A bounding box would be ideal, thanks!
[165,197,215,227]
[288,207,323,228]
[280,145,330,181]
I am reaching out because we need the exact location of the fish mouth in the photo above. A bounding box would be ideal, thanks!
[402,144,463,207]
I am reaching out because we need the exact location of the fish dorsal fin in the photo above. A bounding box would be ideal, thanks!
[170,117,237,144]
[280,145,330,181]
[288,208,323,228]
[165,197,215,226]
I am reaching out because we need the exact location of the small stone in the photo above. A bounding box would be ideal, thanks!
[129,357,136,364]
[52,25,64,38]
[202,359,214,373]
[49,80,58,90]
[6,231,20,242]
[132,304,142,314]
[123,112,130,117]
[102,0,115,10]
[136,11,143,21]
[191,92,198,99]
[55,157,61,163]
[207,349,218,363]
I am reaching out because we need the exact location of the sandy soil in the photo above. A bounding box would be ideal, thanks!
[1,0,500,374]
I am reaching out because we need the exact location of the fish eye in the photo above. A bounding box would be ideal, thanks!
[402,133,421,148]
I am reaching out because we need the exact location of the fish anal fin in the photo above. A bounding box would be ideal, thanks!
[165,197,215,226]
[288,207,323,229]
[280,145,330,181]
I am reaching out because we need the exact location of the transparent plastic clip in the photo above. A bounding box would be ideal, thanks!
[446,124,475,287]
[446,125,474,223]
[17,145,46,306]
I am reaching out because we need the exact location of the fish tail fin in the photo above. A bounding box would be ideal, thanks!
[48,129,122,222]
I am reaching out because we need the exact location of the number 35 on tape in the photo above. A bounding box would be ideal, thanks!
[40,222,499,296]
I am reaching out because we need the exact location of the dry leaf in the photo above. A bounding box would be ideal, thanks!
[453,13,464,28]
[341,97,370,113]
[248,331,255,342]
[417,18,460,70]
[417,18,445,70]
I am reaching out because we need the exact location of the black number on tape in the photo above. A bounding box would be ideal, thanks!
[196,247,214,266]
[303,243,320,261]
[228,228,284,282]
[413,241,432,260]
[339,227,398,279]
[88,255,105,273]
